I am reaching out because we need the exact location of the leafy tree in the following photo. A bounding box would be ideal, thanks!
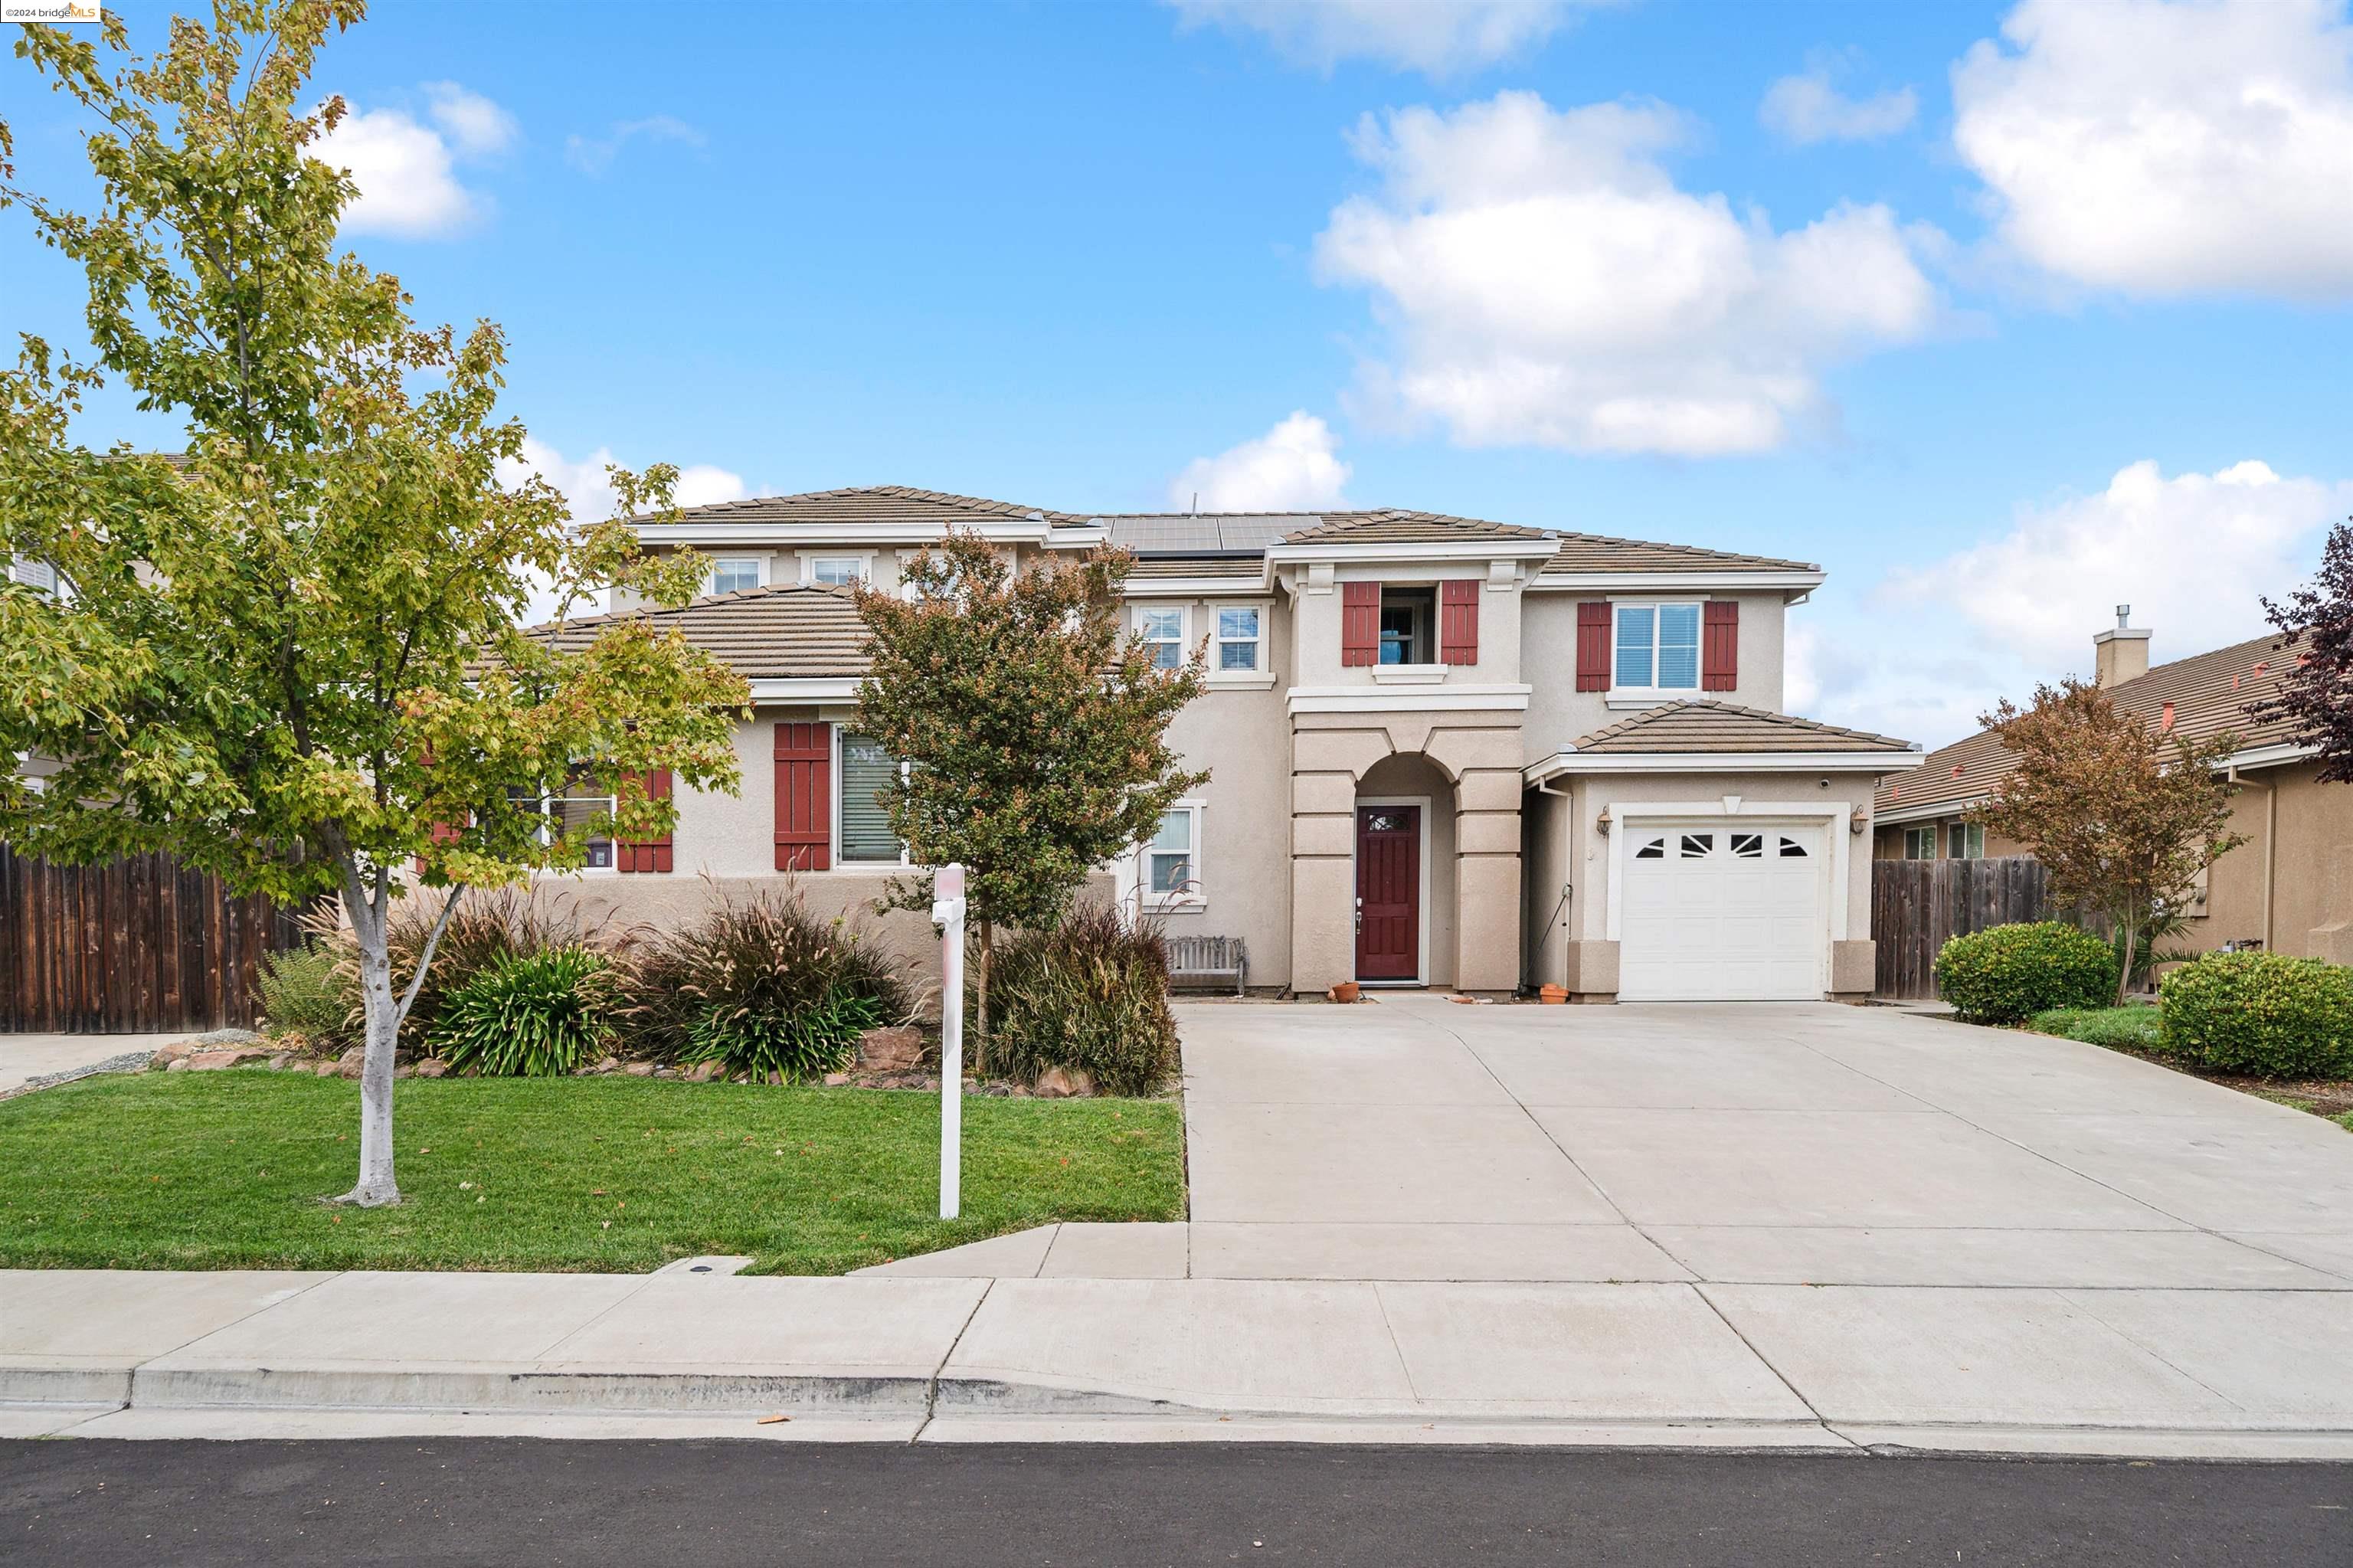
[1971,679,2244,1005]
[852,530,1206,1063]
[0,3,748,1205]
[2256,518,2353,781]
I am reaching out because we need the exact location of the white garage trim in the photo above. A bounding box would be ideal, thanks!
[1604,800,1853,945]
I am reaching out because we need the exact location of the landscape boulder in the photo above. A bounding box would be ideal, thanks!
[856,1026,926,1074]
[1033,1066,1096,1099]
[186,1046,273,1071]
[414,1059,451,1079]
[335,1045,366,1080]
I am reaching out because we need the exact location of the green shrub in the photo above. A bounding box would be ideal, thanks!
[254,943,357,1045]
[432,948,618,1076]
[986,902,1178,1096]
[1934,921,2120,1023]
[2027,1005,2165,1052]
[2158,952,2353,1079]
[300,889,594,1052]
[620,888,911,1082]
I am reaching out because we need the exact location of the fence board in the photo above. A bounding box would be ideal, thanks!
[0,845,309,1033]
[1872,856,2050,1000]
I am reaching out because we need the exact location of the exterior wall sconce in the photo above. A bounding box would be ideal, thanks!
[1851,815,1869,836]
[1595,809,1612,836]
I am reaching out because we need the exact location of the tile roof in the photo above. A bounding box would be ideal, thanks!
[1540,533,1819,575]
[1123,555,1266,580]
[1280,509,1553,544]
[638,484,1082,529]
[640,487,1821,578]
[1876,633,2304,817]
[1571,700,1917,755]
[533,584,870,679]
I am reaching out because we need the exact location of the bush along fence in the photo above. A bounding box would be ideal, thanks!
[250,887,1180,1098]
[1872,855,2049,1001]
[0,844,312,1033]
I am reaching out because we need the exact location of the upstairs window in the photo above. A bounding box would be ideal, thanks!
[9,556,57,597]
[810,557,866,587]
[1378,587,1435,664]
[1214,606,1261,672]
[1613,603,1701,690]
[1140,607,1185,669]
[710,558,762,595]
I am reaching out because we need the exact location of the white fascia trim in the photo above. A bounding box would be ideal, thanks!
[1266,539,1561,565]
[2220,740,2316,771]
[1528,571,1826,594]
[1526,749,1926,784]
[1289,683,1531,715]
[1121,577,1276,598]
[637,520,1073,547]
[1873,794,1986,826]
[748,677,863,702]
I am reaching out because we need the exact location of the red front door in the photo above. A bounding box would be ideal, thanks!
[1355,804,1421,981]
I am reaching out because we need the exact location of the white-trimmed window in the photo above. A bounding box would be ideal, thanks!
[9,556,57,597]
[1139,607,1186,670]
[1212,605,1261,672]
[710,558,762,595]
[1613,602,1702,691]
[511,778,617,871]
[809,555,868,588]
[1142,804,1203,905]
[1947,823,1985,861]
[837,729,908,865]
[1903,827,1936,861]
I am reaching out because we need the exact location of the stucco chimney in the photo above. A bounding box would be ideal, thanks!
[2094,603,2152,689]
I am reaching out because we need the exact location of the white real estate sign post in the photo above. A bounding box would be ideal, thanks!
[931,863,967,1219]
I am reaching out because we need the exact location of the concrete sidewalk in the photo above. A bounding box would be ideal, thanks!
[10,1265,2353,1457]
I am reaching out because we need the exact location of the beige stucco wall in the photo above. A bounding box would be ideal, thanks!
[1286,567,1525,689]
[2179,760,2353,960]
[1519,591,1790,767]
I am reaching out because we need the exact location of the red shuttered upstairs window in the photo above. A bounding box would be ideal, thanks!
[1575,601,1611,691]
[1340,581,1379,666]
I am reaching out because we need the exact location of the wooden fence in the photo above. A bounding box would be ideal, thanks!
[0,846,311,1033]
[1872,856,2050,1000]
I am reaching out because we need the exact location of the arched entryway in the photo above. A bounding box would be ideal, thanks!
[1354,752,1458,987]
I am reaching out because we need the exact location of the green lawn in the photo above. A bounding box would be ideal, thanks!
[0,1069,1185,1275]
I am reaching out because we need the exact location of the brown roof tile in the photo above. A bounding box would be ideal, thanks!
[1281,509,1551,544]
[533,584,870,679]
[1540,533,1819,575]
[640,484,1083,529]
[1876,633,2302,816]
[1124,555,1266,580]
[1572,700,1916,755]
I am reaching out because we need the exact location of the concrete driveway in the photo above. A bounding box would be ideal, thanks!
[1178,994,2353,1290]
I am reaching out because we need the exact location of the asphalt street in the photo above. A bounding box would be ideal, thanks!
[3,1439,2349,1566]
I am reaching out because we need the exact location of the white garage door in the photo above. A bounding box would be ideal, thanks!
[1619,823,1825,1001]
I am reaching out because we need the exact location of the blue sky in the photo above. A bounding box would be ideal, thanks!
[8,0,2353,746]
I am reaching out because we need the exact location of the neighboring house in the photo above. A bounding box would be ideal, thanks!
[538,485,1926,1001]
[1874,611,2353,961]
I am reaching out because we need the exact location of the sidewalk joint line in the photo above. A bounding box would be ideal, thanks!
[1690,1281,1836,1431]
[915,1278,993,1444]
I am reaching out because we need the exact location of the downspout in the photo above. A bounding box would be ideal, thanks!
[2228,764,2276,951]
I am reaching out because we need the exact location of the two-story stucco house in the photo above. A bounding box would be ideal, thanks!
[542,486,1925,1001]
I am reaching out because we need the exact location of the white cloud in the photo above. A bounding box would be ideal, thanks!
[1887,459,2353,672]
[1761,57,1918,144]
[423,81,519,157]
[502,438,748,527]
[1313,91,1941,457]
[315,83,512,239]
[1170,412,1351,512]
[565,116,707,175]
[1953,0,2353,297]
[1168,0,1586,74]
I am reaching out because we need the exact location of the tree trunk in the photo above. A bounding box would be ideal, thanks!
[335,883,401,1207]
[974,918,993,1078]
[2116,923,2139,1010]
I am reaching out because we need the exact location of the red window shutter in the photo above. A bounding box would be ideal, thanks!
[1701,601,1739,692]
[1575,601,1611,692]
[414,818,463,876]
[1438,580,1480,666]
[1340,581,1379,666]
[618,768,673,874]
[773,722,833,872]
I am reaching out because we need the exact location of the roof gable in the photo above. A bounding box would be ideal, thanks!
[1572,700,1915,755]
[533,584,870,680]
[640,484,1081,529]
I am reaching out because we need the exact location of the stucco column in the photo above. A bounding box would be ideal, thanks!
[1289,725,1378,994]
[1452,764,1524,993]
